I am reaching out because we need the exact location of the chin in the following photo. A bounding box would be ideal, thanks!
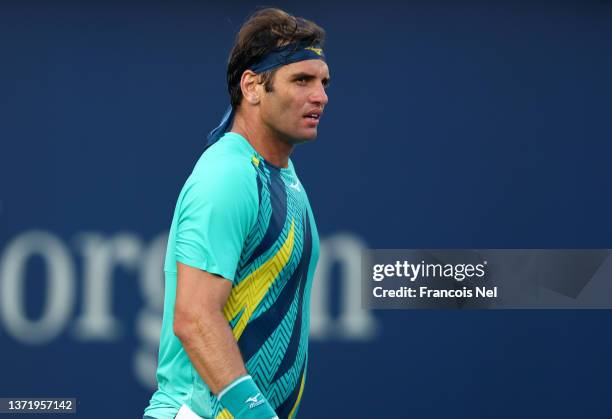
[276,122,320,144]
[282,130,317,145]
[299,129,319,142]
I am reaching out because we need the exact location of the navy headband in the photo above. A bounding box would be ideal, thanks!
[206,42,325,148]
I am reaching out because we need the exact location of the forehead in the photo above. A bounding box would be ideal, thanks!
[276,59,330,78]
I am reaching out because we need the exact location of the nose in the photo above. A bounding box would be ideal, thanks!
[310,82,328,107]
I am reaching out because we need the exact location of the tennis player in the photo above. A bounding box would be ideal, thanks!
[144,7,329,419]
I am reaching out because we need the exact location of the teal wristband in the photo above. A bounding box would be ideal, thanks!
[217,375,278,419]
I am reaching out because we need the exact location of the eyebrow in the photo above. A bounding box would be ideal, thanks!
[290,72,316,80]
[290,72,331,84]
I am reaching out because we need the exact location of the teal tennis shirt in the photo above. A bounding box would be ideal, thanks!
[145,133,320,419]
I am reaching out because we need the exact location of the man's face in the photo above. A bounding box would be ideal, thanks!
[258,59,330,144]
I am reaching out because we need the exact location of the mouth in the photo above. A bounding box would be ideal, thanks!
[303,110,322,125]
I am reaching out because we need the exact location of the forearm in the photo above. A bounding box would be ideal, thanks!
[174,263,277,418]
[177,311,278,418]
[176,309,246,394]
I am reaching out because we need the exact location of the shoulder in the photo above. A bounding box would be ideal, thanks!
[188,134,258,191]
[176,134,260,216]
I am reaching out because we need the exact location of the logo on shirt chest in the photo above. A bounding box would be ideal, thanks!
[287,180,301,192]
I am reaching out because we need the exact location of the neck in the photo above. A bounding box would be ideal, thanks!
[230,109,293,168]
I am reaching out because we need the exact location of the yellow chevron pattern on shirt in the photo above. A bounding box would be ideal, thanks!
[215,409,233,419]
[288,373,306,419]
[223,219,295,341]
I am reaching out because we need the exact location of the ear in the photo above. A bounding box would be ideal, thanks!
[240,70,261,105]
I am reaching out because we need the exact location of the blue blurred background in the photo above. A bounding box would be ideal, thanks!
[1,1,612,418]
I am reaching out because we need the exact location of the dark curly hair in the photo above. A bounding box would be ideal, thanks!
[227,8,326,108]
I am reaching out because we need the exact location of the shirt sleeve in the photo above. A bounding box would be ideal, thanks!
[174,159,258,282]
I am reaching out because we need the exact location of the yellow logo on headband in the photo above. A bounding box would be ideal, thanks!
[305,46,323,56]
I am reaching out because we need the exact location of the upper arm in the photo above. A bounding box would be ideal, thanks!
[175,262,232,321]
[174,158,258,282]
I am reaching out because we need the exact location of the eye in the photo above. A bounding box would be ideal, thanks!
[295,77,308,86]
